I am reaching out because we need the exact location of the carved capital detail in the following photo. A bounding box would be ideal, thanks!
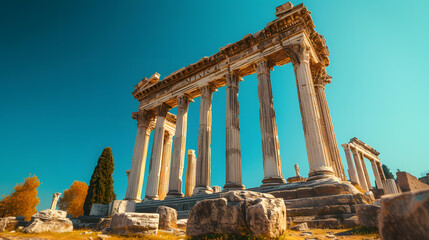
[199,84,216,98]
[283,44,311,65]
[177,94,191,109]
[225,72,240,88]
[132,109,155,128]
[156,103,172,117]
[311,65,332,86]
[164,130,174,143]
[254,59,270,75]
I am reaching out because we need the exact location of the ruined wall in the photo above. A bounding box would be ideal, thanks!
[396,172,429,192]
[418,174,429,185]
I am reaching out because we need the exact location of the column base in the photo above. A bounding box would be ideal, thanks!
[143,195,159,201]
[307,167,336,181]
[261,176,286,187]
[165,191,184,199]
[223,182,245,191]
[123,197,142,202]
[193,186,213,195]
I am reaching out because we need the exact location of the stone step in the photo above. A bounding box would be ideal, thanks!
[287,205,351,217]
[284,194,354,208]
[290,214,359,229]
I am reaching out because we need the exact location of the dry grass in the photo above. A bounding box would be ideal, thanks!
[0,227,379,240]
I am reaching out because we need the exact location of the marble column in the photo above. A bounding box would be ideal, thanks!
[145,103,171,200]
[167,95,191,198]
[341,144,359,185]
[194,84,215,194]
[377,161,386,181]
[371,160,383,189]
[351,149,369,191]
[291,47,334,178]
[158,131,173,200]
[382,179,399,194]
[185,149,196,197]
[314,80,346,181]
[224,72,245,190]
[255,59,285,186]
[360,153,372,189]
[125,110,154,201]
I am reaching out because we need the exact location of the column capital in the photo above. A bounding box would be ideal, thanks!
[177,94,192,109]
[225,72,242,88]
[199,84,217,98]
[164,130,174,143]
[156,103,172,117]
[254,58,271,75]
[312,65,332,87]
[132,109,155,128]
[282,43,311,65]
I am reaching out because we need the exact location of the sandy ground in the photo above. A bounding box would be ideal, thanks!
[0,229,380,240]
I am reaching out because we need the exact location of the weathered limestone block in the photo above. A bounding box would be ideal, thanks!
[355,204,380,227]
[156,206,177,229]
[110,212,159,235]
[246,197,287,238]
[108,200,136,216]
[186,190,286,238]
[176,219,187,229]
[90,204,108,216]
[94,218,111,231]
[212,186,222,193]
[290,222,308,231]
[23,210,73,233]
[379,189,429,240]
[0,217,19,232]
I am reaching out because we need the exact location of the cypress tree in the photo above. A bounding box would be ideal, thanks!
[382,164,395,180]
[83,147,116,215]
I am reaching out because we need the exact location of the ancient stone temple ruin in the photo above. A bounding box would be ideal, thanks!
[122,2,376,227]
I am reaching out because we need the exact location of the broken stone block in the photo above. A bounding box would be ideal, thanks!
[110,212,159,235]
[90,204,108,216]
[355,204,380,227]
[23,209,73,233]
[108,200,136,216]
[156,206,177,230]
[379,189,429,240]
[290,222,308,231]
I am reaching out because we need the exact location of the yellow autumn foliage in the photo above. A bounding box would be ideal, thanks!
[0,175,40,221]
[58,181,88,218]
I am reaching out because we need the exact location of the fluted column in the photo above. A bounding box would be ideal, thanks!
[291,46,334,178]
[166,95,191,198]
[158,131,173,200]
[224,72,245,190]
[314,78,346,181]
[360,153,372,189]
[383,179,399,194]
[145,103,171,200]
[125,110,155,201]
[255,59,285,186]
[371,160,383,189]
[194,85,216,194]
[351,149,369,191]
[341,144,359,185]
[185,149,196,197]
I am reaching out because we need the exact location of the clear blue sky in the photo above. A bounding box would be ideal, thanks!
[1,0,428,210]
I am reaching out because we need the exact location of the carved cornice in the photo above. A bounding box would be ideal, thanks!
[349,137,380,156]
[132,3,329,102]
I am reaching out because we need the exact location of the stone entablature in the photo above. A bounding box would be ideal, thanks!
[132,3,329,110]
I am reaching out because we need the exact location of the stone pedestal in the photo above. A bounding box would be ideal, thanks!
[194,85,215,194]
[145,104,171,200]
[125,110,154,201]
[167,95,190,198]
[255,59,285,186]
[224,72,245,190]
[185,150,197,197]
